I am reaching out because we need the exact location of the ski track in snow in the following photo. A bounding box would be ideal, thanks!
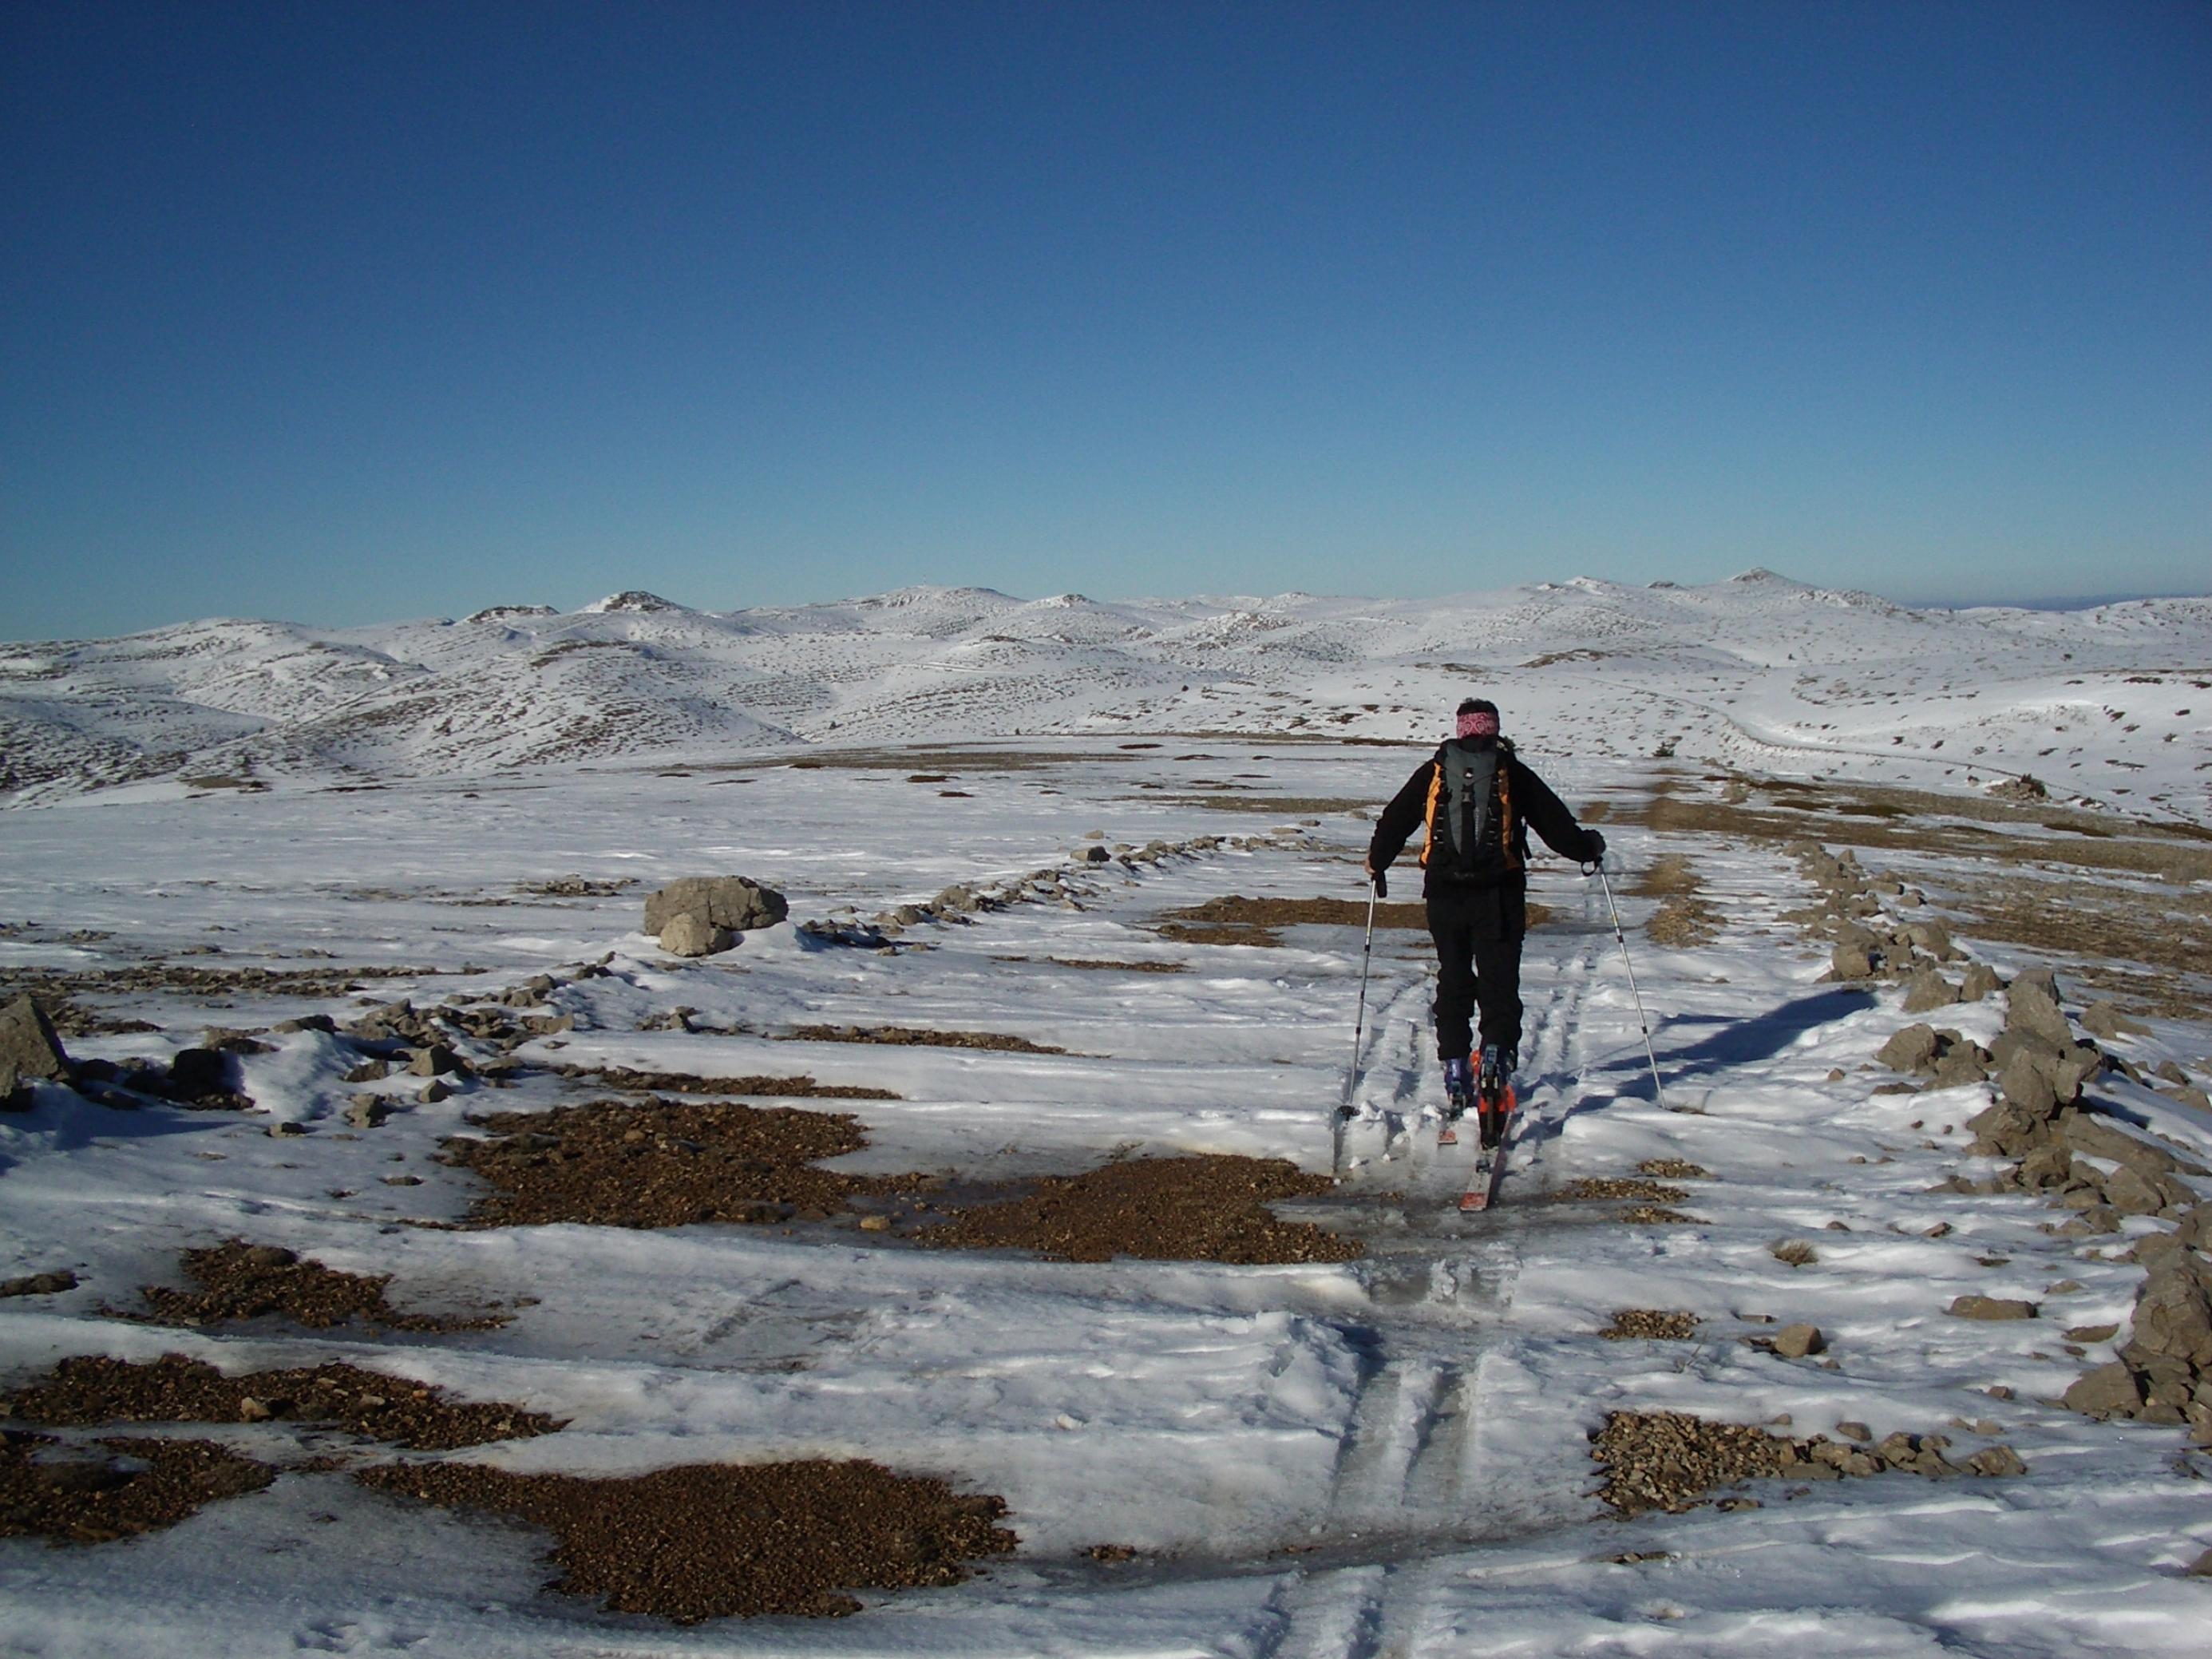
[1,667,2210,1649]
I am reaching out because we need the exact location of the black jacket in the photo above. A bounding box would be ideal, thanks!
[1367,740,1601,897]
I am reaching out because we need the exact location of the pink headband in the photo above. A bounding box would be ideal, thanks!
[1457,708,1499,739]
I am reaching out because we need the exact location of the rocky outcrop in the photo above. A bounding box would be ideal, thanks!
[642,877,786,956]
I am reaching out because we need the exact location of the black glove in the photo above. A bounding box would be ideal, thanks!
[1585,830,1606,868]
[1371,866,1388,899]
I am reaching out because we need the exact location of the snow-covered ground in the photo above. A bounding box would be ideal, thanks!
[3,706,2210,1653]
[6,572,2210,825]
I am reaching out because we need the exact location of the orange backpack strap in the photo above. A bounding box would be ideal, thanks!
[1419,763,1443,869]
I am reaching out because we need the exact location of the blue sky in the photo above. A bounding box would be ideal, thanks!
[3,1,2206,639]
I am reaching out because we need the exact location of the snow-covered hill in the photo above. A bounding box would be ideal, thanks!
[4,573,2207,820]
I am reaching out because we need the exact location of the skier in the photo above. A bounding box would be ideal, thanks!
[1363,698,1605,1144]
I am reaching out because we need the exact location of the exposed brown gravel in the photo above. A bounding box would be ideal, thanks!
[785,1024,1069,1055]
[1025,958,1189,974]
[1155,894,1549,948]
[916,1154,1361,1264]
[0,1431,276,1543]
[441,1097,927,1229]
[1637,1158,1711,1179]
[1593,1411,1796,1514]
[353,1458,1017,1621]
[1593,1410,2027,1515]
[1555,1178,1692,1205]
[548,1063,898,1100]
[118,1241,501,1332]
[1618,1206,1704,1226]
[2,1353,560,1451]
[1601,1309,1700,1340]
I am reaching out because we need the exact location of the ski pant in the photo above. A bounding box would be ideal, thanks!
[1425,881,1526,1063]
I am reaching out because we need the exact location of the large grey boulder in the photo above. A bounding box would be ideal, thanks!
[1,996,69,1104]
[643,877,788,939]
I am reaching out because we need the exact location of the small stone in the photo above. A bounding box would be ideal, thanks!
[1957,962,2003,1002]
[2079,1002,2151,1040]
[1831,942,1878,980]
[1772,1323,1826,1358]
[343,1096,392,1129]
[1902,969,1960,1014]
[2064,1324,2120,1344]
[1964,1445,2028,1478]
[857,1214,892,1233]
[2189,1549,2212,1578]
[418,1080,452,1105]
[344,1059,391,1083]
[407,1044,462,1078]
[1834,1420,1872,1442]
[1948,1296,2036,1320]
[236,1397,273,1423]
[1877,1024,1940,1072]
[267,1121,307,1138]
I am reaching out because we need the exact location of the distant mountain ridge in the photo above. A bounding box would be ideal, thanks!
[2,573,2207,821]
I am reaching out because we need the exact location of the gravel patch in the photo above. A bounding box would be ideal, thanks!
[113,1241,501,1332]
[353,1458,1016,1621]
[441,1097,928,1229]
[0,1432,275,1544]
[2,1352,558,1451]
[916,1154,1361,1265]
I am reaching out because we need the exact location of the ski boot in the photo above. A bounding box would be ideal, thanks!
[1438,1055,1475,1145]
[1477,1044,1517,1149]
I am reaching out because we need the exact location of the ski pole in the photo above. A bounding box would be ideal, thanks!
[1593,864,1669,1111]
[1341,875,1380,1115]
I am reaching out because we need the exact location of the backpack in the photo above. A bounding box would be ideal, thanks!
[1420,738,1519,877]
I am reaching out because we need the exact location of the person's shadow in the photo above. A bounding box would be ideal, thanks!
[1520,986,1877,1148]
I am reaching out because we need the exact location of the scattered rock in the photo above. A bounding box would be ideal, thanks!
[1957,961,2003,1002]
[343,1097,392,1129]
[1830,943,1878,980]
[1947,1295,2036,1321]
[1771,1323,1826,1359]
[1901,970,1959,1014]
[2005,970,2075,1050]
[1770,1240,1818,1267]
[2079,1002,2152,1041]
[1876,1024,1940,1073]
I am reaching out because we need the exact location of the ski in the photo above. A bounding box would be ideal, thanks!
[1456,1083,1517,1212]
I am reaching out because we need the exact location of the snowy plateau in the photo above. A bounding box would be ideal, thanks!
[0,570,2210,1657]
